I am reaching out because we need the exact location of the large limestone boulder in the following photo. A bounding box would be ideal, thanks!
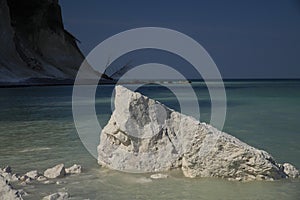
[98,85,299,181]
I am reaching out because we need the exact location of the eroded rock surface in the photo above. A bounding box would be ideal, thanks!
[25,170,39,180]
[42,192,69,200]
[98,85,299,181]
[0,175,23,200]
[65,164,82,175]
[282,163,299,178]
[44,164,66,179]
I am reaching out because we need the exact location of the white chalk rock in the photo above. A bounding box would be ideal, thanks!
[44,164,66,179]
[37,175,47,182]
[19,175,30,182]
[42,192,69,200]
[25,170,39,180]
[0,175,23,200]
[98,85,299,181]
[43,180,55,184]
[65,164,82,174]
[283,163,299,178]
[11,174,20,182]
[0,166,20,182]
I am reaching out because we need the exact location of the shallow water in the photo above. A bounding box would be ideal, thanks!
[0,81,299,199]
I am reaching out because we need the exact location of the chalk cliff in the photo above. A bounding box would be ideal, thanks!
[0,0,99,85]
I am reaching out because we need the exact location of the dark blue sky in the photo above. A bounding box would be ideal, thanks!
[60,0,300,79]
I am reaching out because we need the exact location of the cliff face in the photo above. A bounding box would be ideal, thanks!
[0,0,97,85]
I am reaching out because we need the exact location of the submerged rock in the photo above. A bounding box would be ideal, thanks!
[42,192,69,200]
[37,175,47,182]
[44,164,66,179]
[98,85,299,181]
[150,173,168,179]
[135,177,153,183]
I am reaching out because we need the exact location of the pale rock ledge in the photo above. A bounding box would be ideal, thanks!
[97,85,299,181]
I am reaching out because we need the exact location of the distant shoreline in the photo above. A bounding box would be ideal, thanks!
[1,78,300,88]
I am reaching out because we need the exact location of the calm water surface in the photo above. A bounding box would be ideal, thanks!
[0,81,299,199]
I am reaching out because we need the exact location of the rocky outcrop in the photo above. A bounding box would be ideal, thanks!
[98,85,299,181]
[0,166,20,183]
[0,0,100,85]
[0,175,23,200]
[0,167,23,200]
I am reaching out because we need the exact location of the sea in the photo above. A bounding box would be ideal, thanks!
[0,80,299,199]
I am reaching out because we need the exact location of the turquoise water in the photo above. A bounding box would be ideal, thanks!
[0,81,299,199]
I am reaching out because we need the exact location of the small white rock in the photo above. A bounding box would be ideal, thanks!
[18,189,28,196]
[283,163,299,178]
[43,180,55,184]
[25,170,39,180]
[19,175,31,182]
[11,174,20,182]
[44,164,66,179]
[65,164,82,174]
[42,192,69,200]
[56,181,66,185]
